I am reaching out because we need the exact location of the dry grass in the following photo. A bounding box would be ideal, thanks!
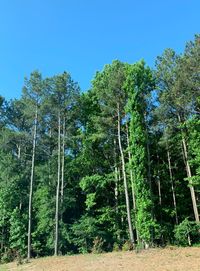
[1,247,200,271]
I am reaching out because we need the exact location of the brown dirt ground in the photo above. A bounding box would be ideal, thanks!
[1,247,200,271]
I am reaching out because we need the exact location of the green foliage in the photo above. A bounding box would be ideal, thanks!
[71,215,100,253]
[126,61,156,243]
[9,208,26,258]
[80,174,114,211]
[187,118,200,187]
[32,184,54,255]
[112,242,121,252]
[121,240,134,251]
[1,250,14,264]
[85,193,96,210]
[174,218,200,246]
[0,34,199,261]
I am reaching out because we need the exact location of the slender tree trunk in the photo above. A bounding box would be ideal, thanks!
[117,104,134,244]
[182,136,199,222]
[166,145,178,224]
[118,165,125,230]
[1,216,5,252]
[48,127,52,186]
[17,143,21,160]
[145,126,154,223]
[156,152,165,245]
[114,165,119,208]
[55,111,61,256]
[114,139,119,213]
[146,135,152,197]
[178,114,199,222]
[61,117,65,208]
[113,141,120,240]
[28,105,38,259]
[157,175,162,207]
[188,233,191,246]
[125,124,136,211]
[126,124,139,243]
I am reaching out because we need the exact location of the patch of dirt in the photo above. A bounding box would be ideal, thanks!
[1,247,200,271]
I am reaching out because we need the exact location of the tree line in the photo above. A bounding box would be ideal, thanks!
[0,34,199,262]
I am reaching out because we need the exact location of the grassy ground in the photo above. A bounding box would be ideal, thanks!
[1,247,200,271]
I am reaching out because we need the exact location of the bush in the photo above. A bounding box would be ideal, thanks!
[0,249,14,264]
[71,215,99,253]
[92,237,105,253]
[174,218,200,246]
[122,240,134,251]
[9,208,26,258]
[112,242,121,252]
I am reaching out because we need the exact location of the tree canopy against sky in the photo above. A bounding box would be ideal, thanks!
[0,35,199,262]
[0,0,200,100]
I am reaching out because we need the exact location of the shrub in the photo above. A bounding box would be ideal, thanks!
[122,240,134,251]
[174,218,200,246]
[112,242,121,252]
[9,208,26,258]
[71,215,99,253]
[92,237,105,253]
[0,249,14,264]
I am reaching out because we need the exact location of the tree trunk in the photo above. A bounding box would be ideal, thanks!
[113,141,120,240]
[178,114,199,222]
[1,216,5,252]
[117,103,134,244]
[182,136,199,222]
[146,134,153,198]
[27,105,38,259]
[188,233,191,246]
[166,145,178,224]
[125,124,136,211]
[146,126,154,222]
[17,143,21,160]
[61,117,65,208]
[114,165,119,208]
[157,175,162,207]
[126,124,139,243]
[55,111,61,256]
[156,152,164,245]
[114,139,119,214]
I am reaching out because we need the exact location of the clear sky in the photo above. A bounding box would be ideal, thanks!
[0,0,199,100]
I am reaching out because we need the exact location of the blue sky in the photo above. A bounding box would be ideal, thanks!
[0,0,199,100]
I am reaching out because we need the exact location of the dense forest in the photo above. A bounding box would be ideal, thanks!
[0,34,199,263]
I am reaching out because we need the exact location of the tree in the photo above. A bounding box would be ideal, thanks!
[22,71,43,259]
[9,208,26,258]
[92,60,135,244]
[44,72,80,256]
[155,46,199,222]
[126,60,155,245]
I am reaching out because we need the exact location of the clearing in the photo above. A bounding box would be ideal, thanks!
[1,247,200,271]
